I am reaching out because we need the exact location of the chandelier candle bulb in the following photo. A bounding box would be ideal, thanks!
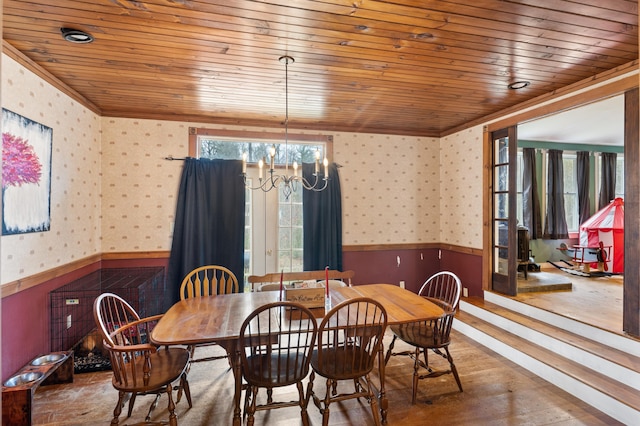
[323,157,328,177]
[293,161,298,176]
[258,158,264,180]
[270,145,276,170]
[242,153,247,174]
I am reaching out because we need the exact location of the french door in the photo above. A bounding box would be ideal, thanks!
[491,127,518,296]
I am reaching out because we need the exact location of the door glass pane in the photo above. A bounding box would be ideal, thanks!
[494,220,508,246]
[494,193,508,219]
[494,137,509,164]
[494,246,509,274]
[495,164,509,192]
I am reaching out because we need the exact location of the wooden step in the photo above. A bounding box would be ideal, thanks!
[461,297,640,390]
[454,300,640,425]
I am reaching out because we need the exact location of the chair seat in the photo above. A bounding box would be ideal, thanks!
[244,353,308,386]
[112,347,190,393]
[389,322,446,348]
[310,345,375,380]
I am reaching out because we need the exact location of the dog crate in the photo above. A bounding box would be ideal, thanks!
[49,267,165,372]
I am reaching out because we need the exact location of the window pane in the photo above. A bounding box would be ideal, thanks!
[494,137,508,164]
[292,227,303,249]
[516,151,523,226]
[291,249,303,271]
[494,220,508,246]
[279,205,291,226]
[563,153,578,231]
[615,156,624,199]
[494,165,509,192]
[199,137,325,164]
[494,193,508,219]
[279,227,291,250]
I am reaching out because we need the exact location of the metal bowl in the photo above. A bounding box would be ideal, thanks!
[3,371,44,387]
[30,353,66,366]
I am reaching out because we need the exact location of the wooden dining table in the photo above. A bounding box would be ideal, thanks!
[151,283,444,425]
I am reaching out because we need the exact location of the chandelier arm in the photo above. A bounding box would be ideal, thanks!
[243,173,281,192]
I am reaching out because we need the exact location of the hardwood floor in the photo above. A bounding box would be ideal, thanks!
[514,262,624,335]
[29,266,629,425]
[31,331,620,425]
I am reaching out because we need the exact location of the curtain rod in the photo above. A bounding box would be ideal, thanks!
[164,155,188,161]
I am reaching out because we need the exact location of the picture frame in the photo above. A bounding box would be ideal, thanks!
[2,108,53,235]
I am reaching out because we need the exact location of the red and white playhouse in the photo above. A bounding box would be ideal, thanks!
[579,197,624,274]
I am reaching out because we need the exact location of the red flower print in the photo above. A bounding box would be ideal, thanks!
[2,132,42,188]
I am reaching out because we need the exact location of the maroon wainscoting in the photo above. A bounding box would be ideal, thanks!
[440,249,484,297]
[1,263,101,381]
[343,247,483,296]
[1,258,170,381]
[344,248,439,293]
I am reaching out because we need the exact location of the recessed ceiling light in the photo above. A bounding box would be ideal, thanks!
[508,81,530,90]
[60,28,94,44]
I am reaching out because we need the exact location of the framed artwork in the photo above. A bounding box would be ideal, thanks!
[2,109,53,235]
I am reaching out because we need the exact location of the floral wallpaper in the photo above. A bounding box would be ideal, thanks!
[1,55,102,284]
[439,126,484,249]
[1,52,485,285]
[336,132,441,245]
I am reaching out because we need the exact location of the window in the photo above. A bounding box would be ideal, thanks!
[615,155,625,200]
[516,151,523,226]
[189,128,332,288]
[594,153,625,204]
[562,153,578,232]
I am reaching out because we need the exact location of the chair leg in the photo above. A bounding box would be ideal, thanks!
[246,386,257,426]
[321,379,333,426]
[166,383,177,426]
[296,381,310,426]
[384,334,398,364]
[112,391,125,426]
[127,392,136,417]
[181,373,193,408]
[445,347,463,392]
[364,374,382,426]
[145,393,162,422]
[412,347,421,405]
[305,371,316,410]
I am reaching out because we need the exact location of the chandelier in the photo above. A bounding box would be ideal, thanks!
[242,55,329,199]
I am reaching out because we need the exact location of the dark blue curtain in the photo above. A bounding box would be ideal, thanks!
[577,151,591,225]
[598,152,617,210]
[166,158,245,307]
[543,149,569,239]
[522,148,542,239]
[302,163,342,271]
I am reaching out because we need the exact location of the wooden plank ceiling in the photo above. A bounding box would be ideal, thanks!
[2,0,638,136]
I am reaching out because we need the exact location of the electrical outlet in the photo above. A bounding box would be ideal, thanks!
[463,287,469,298]
[399,280,405,289]
[66,314,72,329]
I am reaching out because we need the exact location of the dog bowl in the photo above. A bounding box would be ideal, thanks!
[3,371,44,387]
[30,353,66,366]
